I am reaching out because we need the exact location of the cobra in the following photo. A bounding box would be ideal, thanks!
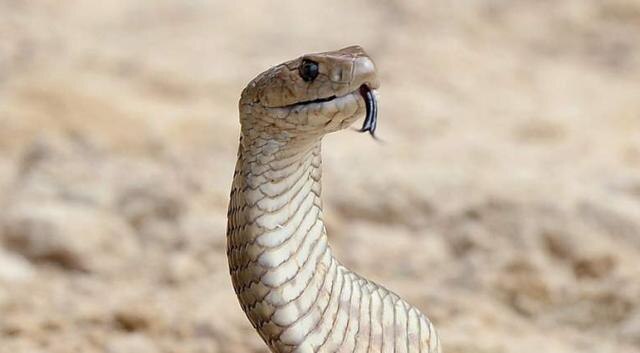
[226,46,441,353]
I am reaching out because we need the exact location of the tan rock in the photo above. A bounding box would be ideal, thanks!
[2,203,138,273]
[105,334,158,353]
[0,248,34,282]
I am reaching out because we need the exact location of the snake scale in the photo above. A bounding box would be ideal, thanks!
[227,46,441,353]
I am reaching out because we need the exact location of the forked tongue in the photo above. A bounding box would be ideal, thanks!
[358,85,377,137]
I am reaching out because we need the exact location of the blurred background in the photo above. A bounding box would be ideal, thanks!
[1,0,640,352]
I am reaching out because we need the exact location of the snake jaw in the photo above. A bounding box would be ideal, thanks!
[358,84,378,137]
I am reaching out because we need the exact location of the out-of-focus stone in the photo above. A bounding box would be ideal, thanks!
[0,249,35,282]
[495,260,552,317]
[543,230,576,260]
[115,182,186,248]
[1,203,139,273]
[179,213,227,251]
[165,340,219,353]
[164,252,203,284]
[113,304,162,333]
[117,184,184,230]
[573,254,616,279]
[105,334,157,353]
[620,309,640,346]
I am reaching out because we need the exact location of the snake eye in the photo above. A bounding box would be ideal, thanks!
[299,59,319,82]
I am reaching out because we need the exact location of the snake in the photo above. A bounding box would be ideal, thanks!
[226,46,441,353]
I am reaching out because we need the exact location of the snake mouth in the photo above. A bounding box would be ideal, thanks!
[296,84,377,136]
[296,95,338,105]
[277,83,378,136]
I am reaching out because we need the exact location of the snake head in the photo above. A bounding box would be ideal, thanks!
[239,46,380,141]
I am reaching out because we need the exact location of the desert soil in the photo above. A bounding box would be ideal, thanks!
[1,1,640,352]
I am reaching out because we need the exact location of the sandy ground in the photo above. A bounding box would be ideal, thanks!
[1,1,640,352]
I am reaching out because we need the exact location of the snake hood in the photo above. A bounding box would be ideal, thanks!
[239,45,380,139]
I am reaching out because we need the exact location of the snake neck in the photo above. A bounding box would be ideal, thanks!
[227,135,442,353]
[227,135,334,334]
[231,135,325,246]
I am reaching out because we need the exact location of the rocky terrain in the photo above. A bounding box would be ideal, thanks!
[1,1,640,352]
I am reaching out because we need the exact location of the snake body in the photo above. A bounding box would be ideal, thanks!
[227,46,441,353]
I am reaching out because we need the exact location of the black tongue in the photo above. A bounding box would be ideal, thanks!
[358,85,377,137]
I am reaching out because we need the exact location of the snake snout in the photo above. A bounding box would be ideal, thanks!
[351,55,379,137]
[352,54,379,89]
